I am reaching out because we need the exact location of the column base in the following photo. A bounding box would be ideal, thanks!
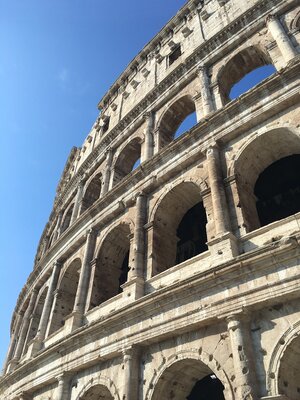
[207,231,239,263]
[64,310,84,334]
[26,336,44,358]
[121,277,144,302]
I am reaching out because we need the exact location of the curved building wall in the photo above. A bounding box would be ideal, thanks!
[1,0,300,399]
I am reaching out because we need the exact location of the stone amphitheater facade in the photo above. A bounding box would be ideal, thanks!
[1,0,300,399]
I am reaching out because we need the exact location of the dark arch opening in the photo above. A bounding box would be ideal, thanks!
[254,155,300,227]
[278,333,300,400]
[80,384,113,400]
[152,183,208,276]
[187,374,225,400]
[229,64,276,100]
[89,224,130,309]
[113,139,141,187]
[219,46,274,103]
[176,202,208,264]
[80,173,102,214]
[48,259,81,335]
[60,204,74,233]
[159,96,196,148]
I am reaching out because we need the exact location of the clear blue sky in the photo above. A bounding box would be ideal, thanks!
[0,0,187,369]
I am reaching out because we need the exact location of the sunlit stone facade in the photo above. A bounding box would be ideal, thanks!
[1,0,300,399]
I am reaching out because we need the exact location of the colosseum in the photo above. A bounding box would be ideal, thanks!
[1,0,300,399]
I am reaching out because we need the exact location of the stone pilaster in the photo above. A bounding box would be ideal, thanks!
[101,148,113,195]
[197,64,214,117]
[55,373,71,400]
[73,228,97,325]
[70,178,85,224]
[3,311,23,373]
[206,144,230,235]
[266,14,298,64]
[34,261,62,348]
[143,112,154,161]
[85,258,97,313]
[8,289,38,369]
[53,211,63,242]
[227,314,258,400]
[122,347,140,400]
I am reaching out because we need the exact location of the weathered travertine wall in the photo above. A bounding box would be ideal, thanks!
[1,0,300,399]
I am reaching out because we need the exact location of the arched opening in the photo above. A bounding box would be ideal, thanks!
[234,129,300,232]
[23,287,48,355]
[159,96,196,148]
[152,182,208,276]
[218,46,274,103]
[89,224,130,309]
[254,155,300,227]
[60,203,74,234]
[229,65,276,100]
[278,334,300,400]
[48,258,81,335]
[80,173,102,214]
[151,359,225,400]
[80,384,113,400]
[112,138,141,187]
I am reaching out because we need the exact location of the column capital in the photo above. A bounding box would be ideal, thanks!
[122,345,141,360]
[196,63,207,74]
[53,260,63,269]
[135,191,146,201]
[226,312,251,329]
[143,111,153,121]
[265,13,277,25]
[85,227,97,239]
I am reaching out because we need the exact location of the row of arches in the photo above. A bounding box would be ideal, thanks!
[45,44,279,251]
[27,129,300,339]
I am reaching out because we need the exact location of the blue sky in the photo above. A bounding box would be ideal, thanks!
[0,0,187,369]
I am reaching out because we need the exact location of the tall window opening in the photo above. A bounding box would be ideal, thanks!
[159,96,196,148]
[80,173,102,214]
[229,64,276,100]
[48,259,81,335]
[89,224,130,309]
[176,202,208,264]
[254,155,300,227]
[152,182,208,276]
[169,45,182,66]
[60,204,74,234]
[112,139,141,187]
[219,46,274,103]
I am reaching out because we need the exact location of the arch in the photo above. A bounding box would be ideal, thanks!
[22,286,48,354]
[75,376,120,400]
[60,203,74,234]
[80,173,102,215]
[151,181,208,276]
[217,46,274,103]
[267,320,300,399]
[48,258,81,335]
[89,223,131,309]
[112,138,142,187]
[157,95,196,148]
[290,10,300,32]
[146,350,233,400]
[233,128,300,231]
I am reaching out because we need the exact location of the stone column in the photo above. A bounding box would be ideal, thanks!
[73,228,97,319]
[55,373,71,400]
[206,145,230,235]
[197,64,214,117]
[143,112,154,161]
[36,261,62,343]
[70,179,85,224]
[10,289,38,364]
[122,347,140,400]
[3,311,24,372]
[85,258,97,313]
[129,193,147,280]
[266,14,298,64]
[227,314,258,400]
[102,148,113,195]
[53,211,63,242]
[41,235,50,257]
